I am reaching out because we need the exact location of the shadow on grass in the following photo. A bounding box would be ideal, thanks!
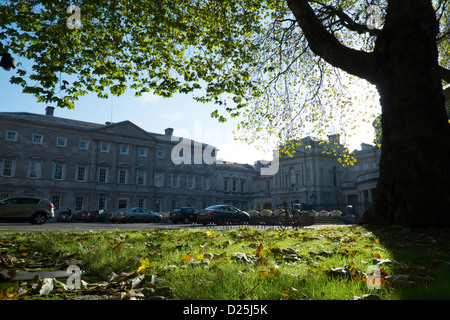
[363,224,450,299]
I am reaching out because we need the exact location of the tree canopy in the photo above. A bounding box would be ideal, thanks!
[0,1,377,158]
[3,1,450,227]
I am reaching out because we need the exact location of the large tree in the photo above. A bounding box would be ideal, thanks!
[1,1,450,227]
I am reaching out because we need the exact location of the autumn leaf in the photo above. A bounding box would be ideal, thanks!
[255,244,264,258]
[112,243,123,251]
[270,267,281,276]
[137,258,155,274]
[181,252,193,262]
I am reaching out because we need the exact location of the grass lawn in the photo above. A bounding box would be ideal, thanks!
[1,225,449,300]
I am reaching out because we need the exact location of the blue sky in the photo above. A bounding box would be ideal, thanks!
[0,66,377,165]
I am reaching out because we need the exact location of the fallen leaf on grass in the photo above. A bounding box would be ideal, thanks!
[181,252,193,262]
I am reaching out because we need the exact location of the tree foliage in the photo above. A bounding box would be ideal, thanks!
[1,1,449,160]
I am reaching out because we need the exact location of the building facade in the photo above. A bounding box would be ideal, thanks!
[1,108,379,215]
[270,135,379,216]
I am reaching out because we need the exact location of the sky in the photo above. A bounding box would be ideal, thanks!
[0,65,378,165]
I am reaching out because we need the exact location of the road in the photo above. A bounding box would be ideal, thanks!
[0,221,204,233]
[0,221,345,233]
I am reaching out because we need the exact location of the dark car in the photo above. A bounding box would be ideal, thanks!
[169,207,200,224]
[95,210,114,222]
[69,211,85,222]
[110,208,163,223]
[0,196,55,225]
[82,210,102,222]
[197,205,250,225]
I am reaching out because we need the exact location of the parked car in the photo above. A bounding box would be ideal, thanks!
[69,211,85,222]
[197,205,250,225]
[0,196,55,225]
[56,210,71,222]
[169,207,200,224]
[81,210,102,222]
[110,208,163,223]
[95,210,114,222]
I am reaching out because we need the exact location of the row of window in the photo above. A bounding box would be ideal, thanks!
[223,178,246,192]
[5,130,149,156]
[0,159,211,189]
[155,172,210,190]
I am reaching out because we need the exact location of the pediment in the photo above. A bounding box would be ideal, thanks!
[93,121,156,141]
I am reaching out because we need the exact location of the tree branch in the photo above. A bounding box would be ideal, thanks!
[440,65,450,84]
[286,0,378,84]
[314,2,380,37]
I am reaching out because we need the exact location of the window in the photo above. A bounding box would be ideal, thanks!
[136,170,146,185]
[232,180,237,192]
[53,163,65,180]
[171,173,180,188]
[240,180,246,192]
[100,143,110,153]
[32,134,43,144]
[98,167,108,183]
[118,169,128,184]
[79,140,89,150]
[75,197,83,211]
[52,196,61,211]
[5,131,18,142]
[186,175,195,189]
[56,137,67,147]
[138,148,147,157]
[118,199,128,209]
[28,160,42,179]
[98,197,106,210]
[138,198,145,208]
[76,166,87,182]
[120,145,129,155]
[156,150,164,159]
[1,159,14,177]
[224,178,229,191]
[154,172,164,187]
[202,176,210,190]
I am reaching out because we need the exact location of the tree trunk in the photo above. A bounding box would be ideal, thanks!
[359,1,450,227]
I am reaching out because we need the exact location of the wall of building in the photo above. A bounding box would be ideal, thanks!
[1,110,380,216]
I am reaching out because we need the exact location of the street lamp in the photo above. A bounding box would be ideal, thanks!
[0,53,16,71]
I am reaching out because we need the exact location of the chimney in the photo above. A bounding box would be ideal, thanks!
[165,128,174,136]
[45,106,55,116]
[328,134,340,145]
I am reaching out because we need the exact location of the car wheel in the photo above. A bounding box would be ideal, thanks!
[128,217,136,223]
[183,217,190,224]
[154,217,162,223]
[30,212,46,225]
[217,217,225,225]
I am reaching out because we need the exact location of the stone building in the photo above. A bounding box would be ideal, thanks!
[270,135,379,215]
[1,107,379,215]
[0,108,260,213]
